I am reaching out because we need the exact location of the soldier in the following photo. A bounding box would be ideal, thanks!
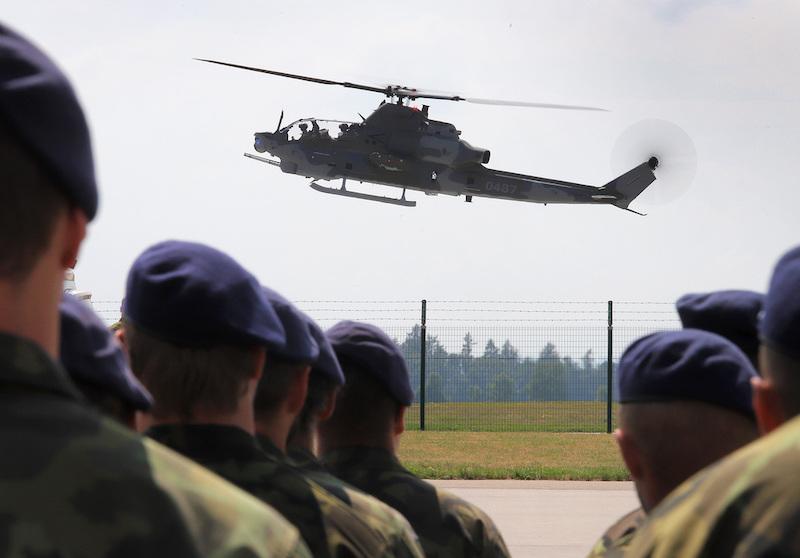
[627,245,800,556]
[319,320,511,557]
[591,290,765,555]
[0,22,308,557]
[588,329,759,556]
[676,289,764,369]
[59,293,153,427]
[254,289,424,557]
[124,241,410,558]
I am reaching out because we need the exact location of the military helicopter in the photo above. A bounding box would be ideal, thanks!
[198,59,659,213]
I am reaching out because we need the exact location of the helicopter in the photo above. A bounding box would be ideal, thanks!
[198,59,658,213]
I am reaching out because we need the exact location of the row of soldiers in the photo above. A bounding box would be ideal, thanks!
[590,237,800,556]
[2,20,800,557]
[0,22,503,557]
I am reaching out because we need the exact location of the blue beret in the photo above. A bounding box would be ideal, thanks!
[618,329,757,420]
[326,320,413,405]
[306,319,345,385]
[262,286,319,364]
[124,240,286,349]
[0,23,97,219]
[761,246,800,360]
[676,290,764,364]
[59,294,152,410]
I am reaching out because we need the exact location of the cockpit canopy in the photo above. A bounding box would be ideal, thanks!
[280,118,358,141]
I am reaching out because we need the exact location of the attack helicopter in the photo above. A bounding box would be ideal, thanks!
[198,59,658,213]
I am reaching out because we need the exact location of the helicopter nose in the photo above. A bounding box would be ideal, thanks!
[254,132,275,153]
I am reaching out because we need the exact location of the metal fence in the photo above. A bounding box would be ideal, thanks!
[91,299,680,433]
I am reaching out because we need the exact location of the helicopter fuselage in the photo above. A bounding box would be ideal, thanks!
[250,103,656,209]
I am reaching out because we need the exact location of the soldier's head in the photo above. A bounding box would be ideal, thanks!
[754,246,800,433]
[0,24,97,355]
[59,294,152,428]
[615,329,759,512]
[121,241,286,431]
[285,318,345,454]
[676,290,764,370]
[253,287,319,451]
[318,321,413,454]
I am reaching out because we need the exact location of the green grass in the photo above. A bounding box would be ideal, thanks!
[397,431,629,481]
[404,401,619,432]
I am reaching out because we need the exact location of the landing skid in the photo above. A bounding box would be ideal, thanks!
[309,178,416,207]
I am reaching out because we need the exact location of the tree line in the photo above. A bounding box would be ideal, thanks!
[397,325,614,403]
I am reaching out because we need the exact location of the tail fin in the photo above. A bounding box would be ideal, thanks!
[603,161,657,209]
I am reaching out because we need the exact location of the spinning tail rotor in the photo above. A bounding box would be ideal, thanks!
[611,119,698,206]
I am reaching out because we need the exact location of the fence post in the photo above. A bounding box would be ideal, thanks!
[606,300,613,434]
[420,299,427,431]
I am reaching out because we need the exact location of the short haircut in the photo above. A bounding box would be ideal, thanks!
[287,372,339,445]
[254,356,305,417]
[761,345,800,418]
[323,356,400,442]
[0,122,69,281]
[619,401,758,494]
[124,321,257,420]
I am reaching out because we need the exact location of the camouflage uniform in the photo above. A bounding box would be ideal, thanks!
[323,446,511,558]
[587,507,645,557]
[0,332,309,558]
[149,424,417,558]
[280,443,424,558]
[626,415,800,557]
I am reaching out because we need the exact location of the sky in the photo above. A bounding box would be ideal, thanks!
[5,0,799,312]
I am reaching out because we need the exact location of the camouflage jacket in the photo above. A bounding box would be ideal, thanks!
[627,415,800,557]
[323,446,511,558]
[149,424,414,558]
[587,507,645,557]
[281,444,424,558]
[0,332,309,558]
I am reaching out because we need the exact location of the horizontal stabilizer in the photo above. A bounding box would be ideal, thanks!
[603,161,656,209]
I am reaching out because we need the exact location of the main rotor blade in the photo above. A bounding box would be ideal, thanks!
[464,97,608,111]
[195,58,388,95]
[196,59,608,111]
[391,87,607,111]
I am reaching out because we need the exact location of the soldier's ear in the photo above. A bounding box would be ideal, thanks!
[317,387,339,422]
[614,428,644,481]
[59,207,87,270]
[393,405,406,437]
[285,365,311,416]
[752,376,786,435]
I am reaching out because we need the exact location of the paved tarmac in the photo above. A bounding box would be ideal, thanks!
[429,480,639,558]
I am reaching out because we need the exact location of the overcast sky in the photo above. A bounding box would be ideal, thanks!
[6,0,799,309]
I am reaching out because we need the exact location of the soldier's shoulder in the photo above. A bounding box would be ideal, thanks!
[0,408,308,558]
[143,436,311,557]
[628,416,800,557]
[306,477,419,557]
[433,485,511,557]
[588,507,645,557]
[339,483,424,557]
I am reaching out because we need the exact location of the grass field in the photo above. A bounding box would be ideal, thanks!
[404,401,619,432]
[397,431,629,481]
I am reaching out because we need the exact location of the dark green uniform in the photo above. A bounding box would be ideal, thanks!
[149,424,413,558]
[0,333,309,558]
[281,444,424,558]
[627,414,800,557]
[587,507,645,557]
[323,446,511,558]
